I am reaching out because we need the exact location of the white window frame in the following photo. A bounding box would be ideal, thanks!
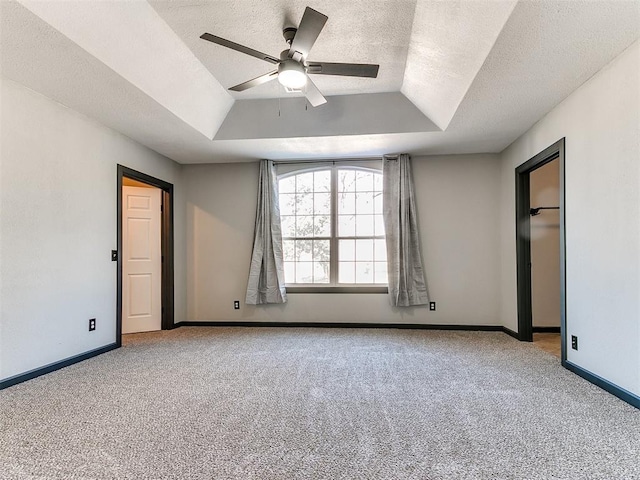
[277,161,388,293]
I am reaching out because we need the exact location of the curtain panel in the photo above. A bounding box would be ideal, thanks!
[245,160,287,305]
[383,154,429,307]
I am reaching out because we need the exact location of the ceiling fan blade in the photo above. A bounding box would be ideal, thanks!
[200,33,279,64]
[229,71,278,92]
[304,78,327,107]
[289,7,328,59]
[307,62,380,78]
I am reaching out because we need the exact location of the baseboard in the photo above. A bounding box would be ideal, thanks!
[176,321,505,331]
[563,360,639,410]
[533,326,561,333]
[502,326,520,340]
[0,343,119,390]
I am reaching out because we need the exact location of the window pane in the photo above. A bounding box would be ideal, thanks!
[356,192,375,214]
[338,192,355,215]
[297,172,314,193]
[355,215,375,236]
[296,215,314,237]
[355,239,374,261]
[279,176,296,194]
[297,193,313,215]
[284,262,295,283]
[296,262,313,283]
[374,215,385,236]
[374,262,388,284]
[279,193,296,216]
[314,262,330,283]
[339,262,355,283]
[374,192,383,214]
[296,239,313,261]
[281,216,296,237]
[314,171,331,192]
[338,215,356,236]
[314,215,331,237]
[314,192,331,215]
[356,171,374,191]
[313,240,330,262]
[374,239,387,262]
[339,239,355,261]
[283,240,295,261]
[355,262,374,283]
[338,170,356,192]
[373,173,383,191]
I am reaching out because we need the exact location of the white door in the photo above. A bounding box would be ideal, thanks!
[122,185,162,334]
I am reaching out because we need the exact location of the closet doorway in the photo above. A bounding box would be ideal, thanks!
[530,159,561,356]
[515,139,566,362]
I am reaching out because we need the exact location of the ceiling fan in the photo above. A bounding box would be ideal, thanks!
[200,7,379,107]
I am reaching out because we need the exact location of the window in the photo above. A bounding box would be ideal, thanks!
[279,165,387,288]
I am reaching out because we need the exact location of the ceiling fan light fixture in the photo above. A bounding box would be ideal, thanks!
[278,60,307,89]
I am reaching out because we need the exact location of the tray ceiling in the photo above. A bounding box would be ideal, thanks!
[1,0,638,163]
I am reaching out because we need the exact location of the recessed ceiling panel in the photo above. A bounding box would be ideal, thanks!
[150,0,417,98]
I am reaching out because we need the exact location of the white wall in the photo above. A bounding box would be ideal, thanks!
[184,154,502,326]
[530,159,560,327]
[0,78,186,381]
[499,40,639,395]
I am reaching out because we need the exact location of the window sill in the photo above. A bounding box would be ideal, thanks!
[285,286,388,294]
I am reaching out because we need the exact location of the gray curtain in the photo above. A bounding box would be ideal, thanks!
[245,160,287,305]
[383,154,429,306]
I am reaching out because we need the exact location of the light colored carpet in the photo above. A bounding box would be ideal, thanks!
[1,327,639,479]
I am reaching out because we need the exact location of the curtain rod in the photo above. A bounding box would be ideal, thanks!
[272,157,383,166]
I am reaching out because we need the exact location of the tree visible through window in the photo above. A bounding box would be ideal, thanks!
[279,167,387,286]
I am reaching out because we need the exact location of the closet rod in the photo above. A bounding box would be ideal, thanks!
[530,206,559,216]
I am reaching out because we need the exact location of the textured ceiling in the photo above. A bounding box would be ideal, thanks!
[1,0,639,164]
[150,0,417,99]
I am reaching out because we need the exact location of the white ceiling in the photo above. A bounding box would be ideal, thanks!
[150,0,418,99]
[1,0,639,164]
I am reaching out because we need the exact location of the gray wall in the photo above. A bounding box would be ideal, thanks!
[530,160,561,328]
[184,154,502,325]
[499,40,639,395]
[0,78,187,381]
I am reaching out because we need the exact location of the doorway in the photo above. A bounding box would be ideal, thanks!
[117,166,175,346]
[515,138,566,362]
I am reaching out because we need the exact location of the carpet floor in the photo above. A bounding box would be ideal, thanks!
[1,327,639,479]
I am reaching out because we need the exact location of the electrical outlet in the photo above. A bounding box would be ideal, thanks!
[89,318,96,331]
[429,302,436,311]
[233,301,240,310]
[571,335,578,350]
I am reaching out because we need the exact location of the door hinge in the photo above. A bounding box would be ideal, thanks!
[161,204,163,212]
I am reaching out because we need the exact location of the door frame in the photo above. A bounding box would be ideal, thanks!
[515,138,566,362]
[117,165,175,346]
